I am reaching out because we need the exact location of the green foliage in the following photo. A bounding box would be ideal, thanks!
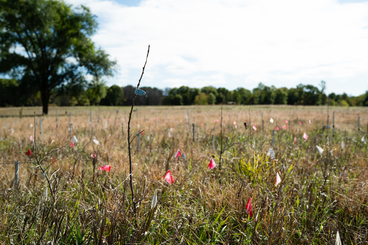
[0,0,116,114]
[86,79,107,105]
[233,87,252,105]
[201,86,218,98]
[363,91,368,106]
[168,86,199,105]
[207,93,216,105]
[302,84,320,105]
[339,99,349,107]
[0,78,18,106]
[274,87,288,105]
[101,85,124,106]
[216,87,231,104]
[194,92,208,105]
[162,94,183,105]
[252,83,275,104]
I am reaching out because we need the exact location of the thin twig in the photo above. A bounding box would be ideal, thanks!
[127,45,150,214]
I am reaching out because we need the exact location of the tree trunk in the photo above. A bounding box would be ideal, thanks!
[41,90,50,115]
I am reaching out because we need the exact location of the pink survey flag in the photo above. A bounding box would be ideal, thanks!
[91,153,96,158]
[275,126,280,131]
[233,121,237,125]
[163,170,174,184]
[108,118,111,122]
[201,123,204,128]
[308,120,311,124]
[170,127,174,132]
[30,135,34,141]
[70,141,74,148]
[284,120,288,124]
[98,165,111,172]
[303,132,309,140]
[175,149,182,159]
[294,137,296,144]
[253,125,257,131]
[26,149,32,156]
[299,121,302,125]
[246,198,253,217]
[215,119,219,123]
[208,157,216,169]
[275,171,281,186]
[283,125,287,130]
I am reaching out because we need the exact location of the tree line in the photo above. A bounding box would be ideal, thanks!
[1,78,367,107]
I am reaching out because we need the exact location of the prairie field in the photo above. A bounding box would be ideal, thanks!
[0,105,367,244]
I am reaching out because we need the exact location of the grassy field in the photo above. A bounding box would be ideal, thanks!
[0,105,367,244]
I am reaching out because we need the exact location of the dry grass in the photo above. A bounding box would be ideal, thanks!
[0,105,367,244]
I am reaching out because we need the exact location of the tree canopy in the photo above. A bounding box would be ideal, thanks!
[0,0,116,114]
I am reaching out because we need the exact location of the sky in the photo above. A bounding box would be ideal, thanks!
[66,0,368,96]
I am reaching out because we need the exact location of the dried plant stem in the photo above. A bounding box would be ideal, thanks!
[127,45,150,214]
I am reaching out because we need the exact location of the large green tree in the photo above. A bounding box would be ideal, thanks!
[0,0,115,114]
[100,85,123,106]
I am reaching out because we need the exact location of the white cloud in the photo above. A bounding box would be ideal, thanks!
[66,0,368,95]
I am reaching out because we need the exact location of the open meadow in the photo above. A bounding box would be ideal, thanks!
[0,105,367,244]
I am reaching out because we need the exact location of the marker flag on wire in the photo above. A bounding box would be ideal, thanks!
[135,89,146,96]
[303,132,309,140]
[215,119,219,123]
[30,135,34,141]
[309,120,311,124]
[151,189,158,210]
[91,153,96,158]
[299,121,302,125]
[253,125,257,131]
[270,118,274,123]
[275,126,280,131]
[362,136,366,144]
[26,149,32,156]
[283,125,287,130]
[246,198,253,218]
[336,231,342,245]
[267,148,275,159]
[316,145,324,155]
[233,121,237,126]
[275,171,281,186]
[70,141,74,148]
[98,165,111,172]
[284,120,288,124]
[208,157,216,169]
[163,170,174,184]
[294,137,297,144]
[175,149,182,159]
[72,136,78,143]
